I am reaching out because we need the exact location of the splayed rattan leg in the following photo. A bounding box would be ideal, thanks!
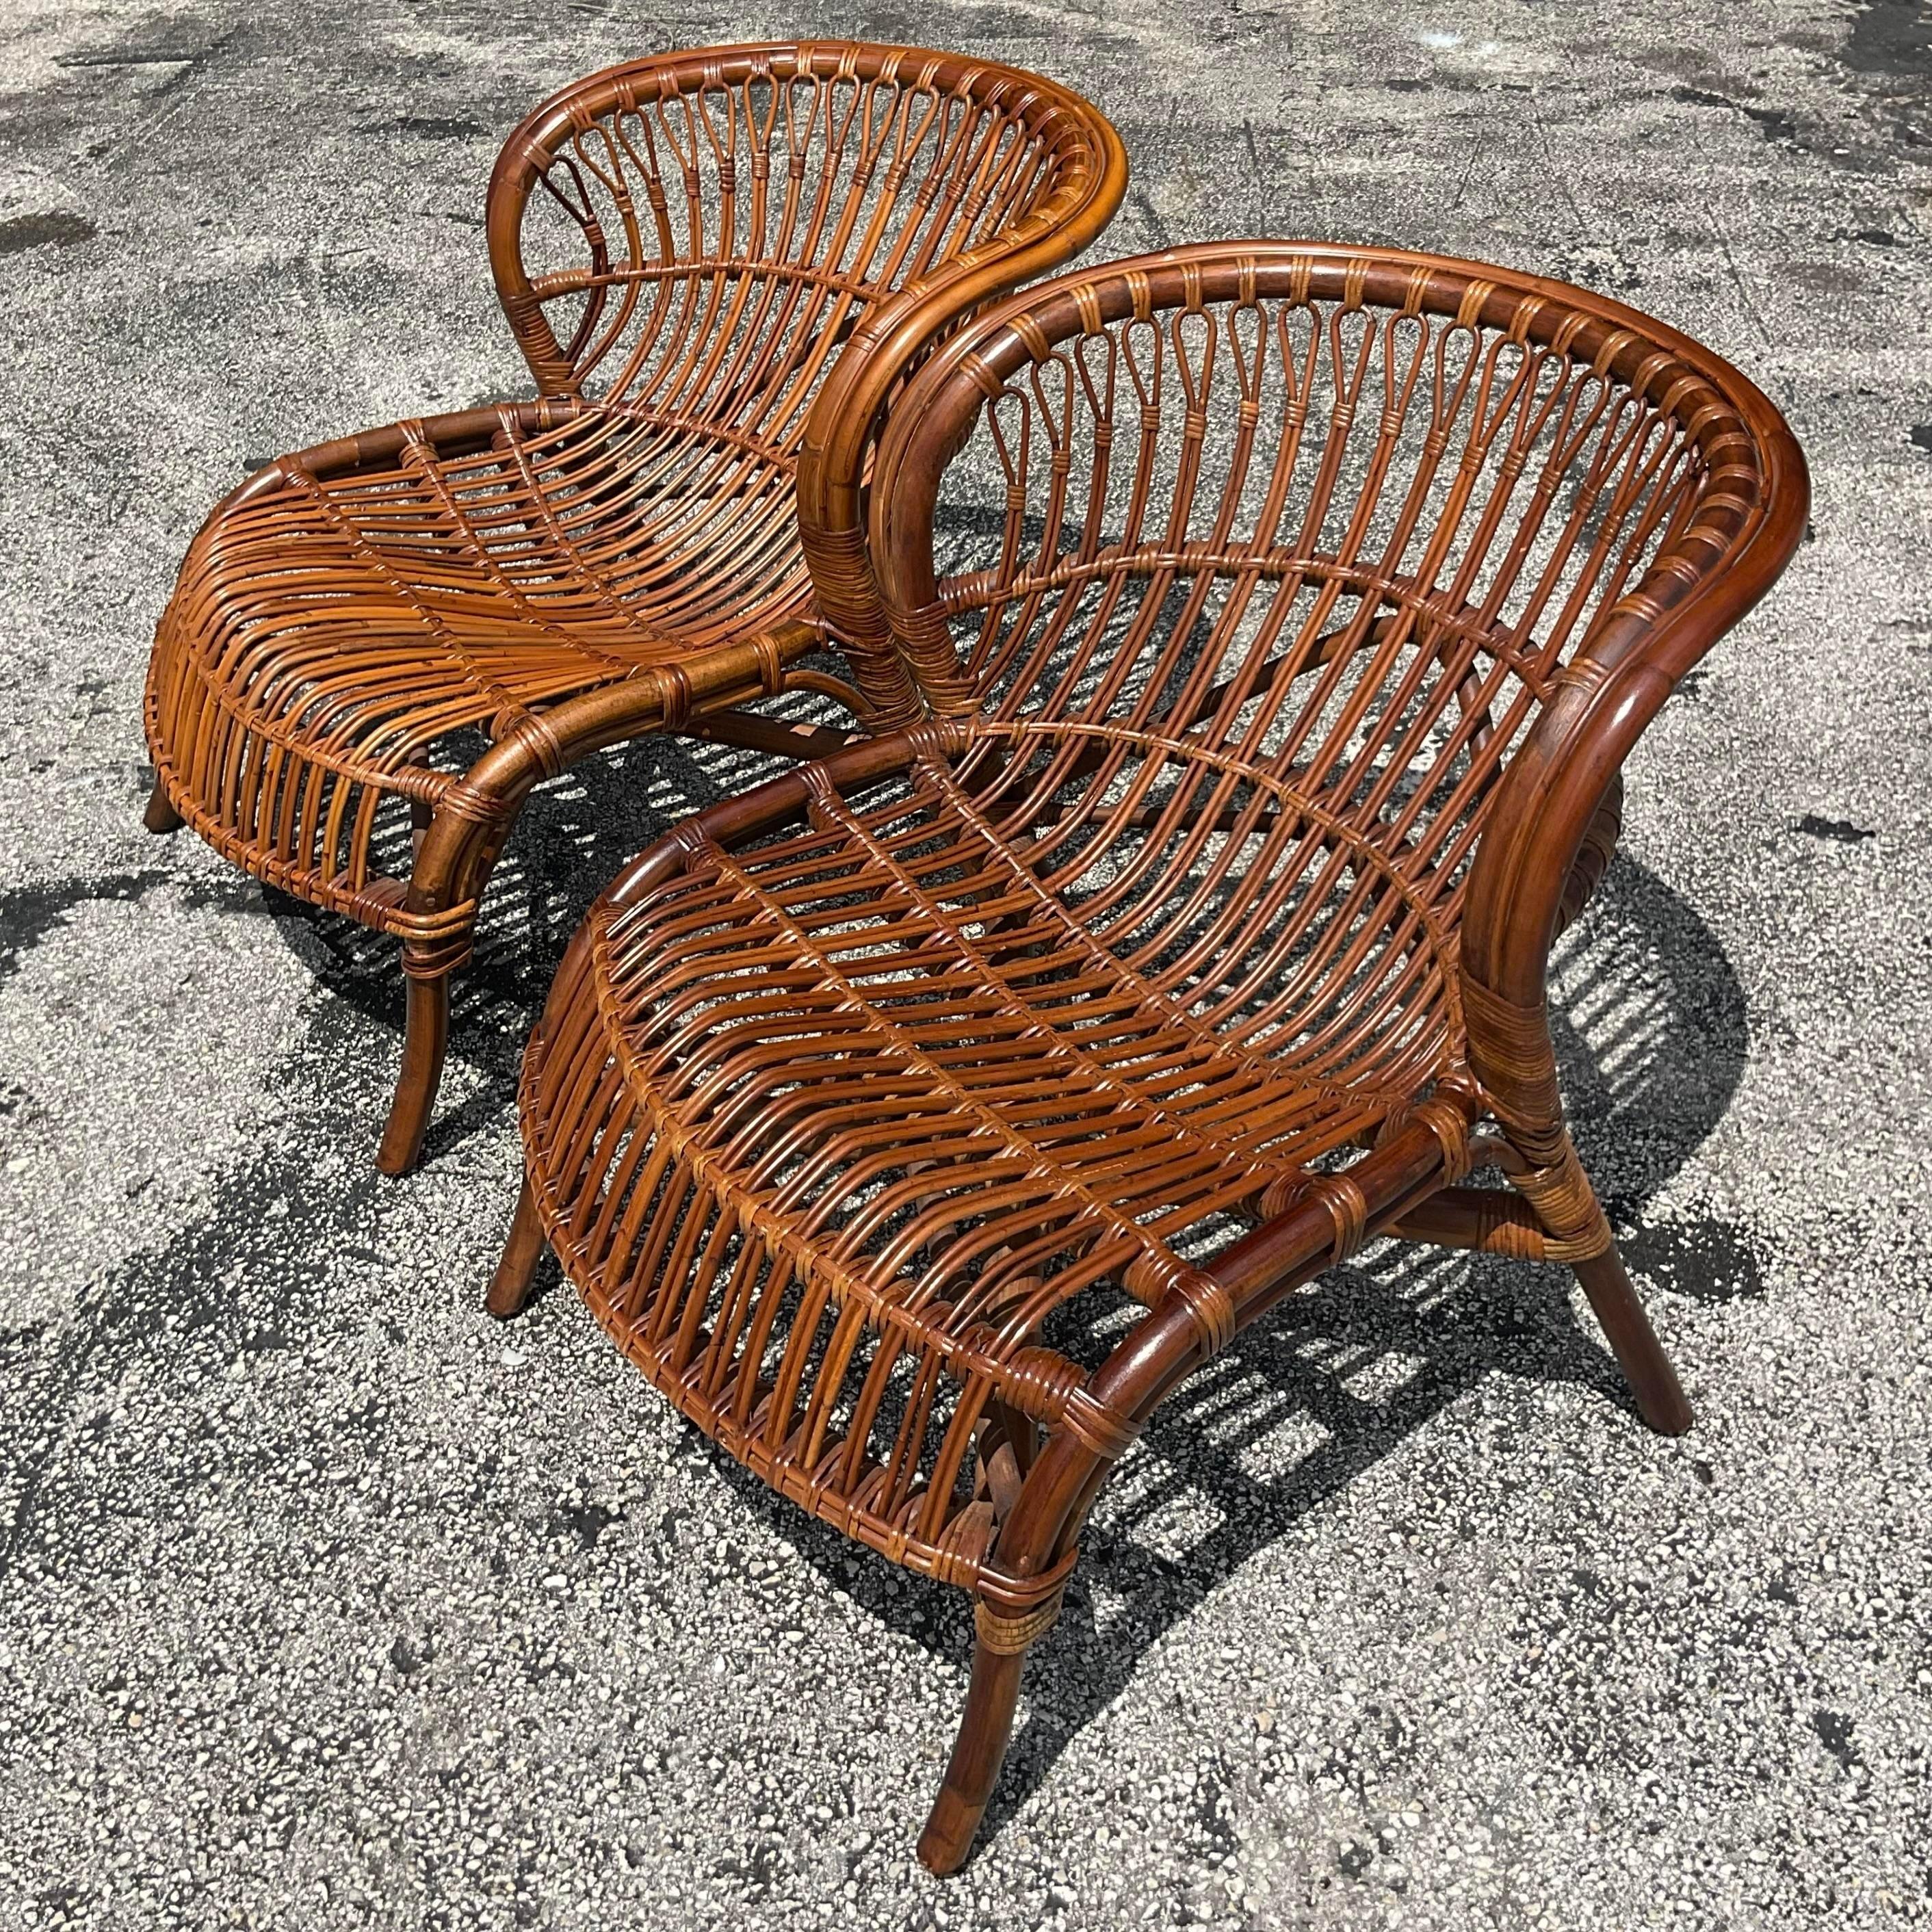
[1571,1243,1693,1437]
[918,1595,1060,1874]
[919,1642,1028,1874]
[486,1177,547,1319]
[143,779,183,834]
[376,966,449,1177]
[1508,1135,1693,1437]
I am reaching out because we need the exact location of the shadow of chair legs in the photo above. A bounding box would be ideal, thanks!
[267,729,800,1166]
[1547,854,1761,1303]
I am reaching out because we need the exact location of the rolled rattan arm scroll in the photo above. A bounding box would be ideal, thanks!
[1460,376,1808,1025]
[1554,770,1623,937]
[794,100,1129,722]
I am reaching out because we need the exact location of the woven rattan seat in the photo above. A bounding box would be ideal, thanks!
[490,243,1807,1868]
[142,42,1126,1172]
[153,404,799,921]
[521,715,1457,1577]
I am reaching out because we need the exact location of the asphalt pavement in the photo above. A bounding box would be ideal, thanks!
[1,3,1928,1926]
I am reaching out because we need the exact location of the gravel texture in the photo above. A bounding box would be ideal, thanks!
[2,2,1929,1927]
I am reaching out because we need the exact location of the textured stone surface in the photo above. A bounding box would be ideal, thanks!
[1,3,1929,1927]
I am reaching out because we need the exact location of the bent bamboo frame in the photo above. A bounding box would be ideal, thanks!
[142,42,1129,1170]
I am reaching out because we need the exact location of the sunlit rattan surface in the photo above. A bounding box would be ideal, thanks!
[148,400,807,922]
[140,41,1127,1171]
[527,712,1463,1588]
[516,244,1806,1662]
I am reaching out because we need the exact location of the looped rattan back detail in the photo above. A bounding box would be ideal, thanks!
[870,242,1791,903]
[485,42,1126,721]
[489,42,1102,416]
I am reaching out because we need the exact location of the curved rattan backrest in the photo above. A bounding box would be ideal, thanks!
[486,43,1126,720]
[871,242,1805,912]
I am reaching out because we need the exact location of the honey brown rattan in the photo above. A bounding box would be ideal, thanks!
[142,42,1127,1172]
[488,242,1807,1868]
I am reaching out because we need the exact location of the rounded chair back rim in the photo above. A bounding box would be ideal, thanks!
[484,38,1127,404]
[870,238,1809,704]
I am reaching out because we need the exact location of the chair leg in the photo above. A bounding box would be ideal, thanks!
[1506,1132,1694,1437]
[1571,1242,1693,1437]
[917,1600,1056,1875]
[485,1177,547,1319]
[376,965,449,1177]
[143,779,183,834]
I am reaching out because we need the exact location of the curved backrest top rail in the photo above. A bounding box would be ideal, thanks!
[871,242,1808,703]
[482,40,1128,722]
[485,40,1125,413]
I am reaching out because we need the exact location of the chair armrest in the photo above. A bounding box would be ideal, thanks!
[1458,401,1806,1136]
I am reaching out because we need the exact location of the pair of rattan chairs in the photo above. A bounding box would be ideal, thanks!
[142,42,1807,1870]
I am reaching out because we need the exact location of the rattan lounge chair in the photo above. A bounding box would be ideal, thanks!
[487,242,1807,1868]
[142,42,1126,1172]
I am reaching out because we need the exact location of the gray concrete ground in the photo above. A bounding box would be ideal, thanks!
[2,1,1930,1926]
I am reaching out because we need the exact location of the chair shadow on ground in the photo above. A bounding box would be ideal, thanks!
[270,746,1757,1855]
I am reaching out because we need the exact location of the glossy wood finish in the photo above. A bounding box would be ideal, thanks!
[485,1177,549,1320]
[502,242,1805,1866]
[142,43,1128,1171]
